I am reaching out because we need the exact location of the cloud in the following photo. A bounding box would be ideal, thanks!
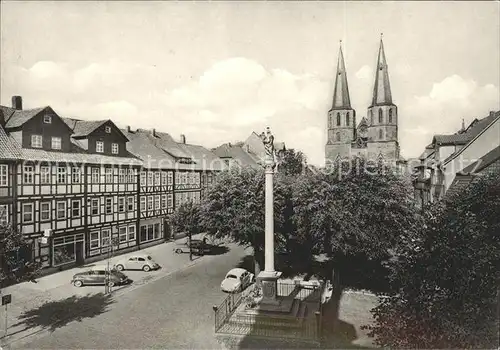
[400,74,499,158]
[355,65,372,80]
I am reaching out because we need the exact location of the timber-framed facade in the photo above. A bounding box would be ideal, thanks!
[0,96,225,273]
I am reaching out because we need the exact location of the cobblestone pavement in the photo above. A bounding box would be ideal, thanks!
[0,234,206,347]
[5,242,249,349]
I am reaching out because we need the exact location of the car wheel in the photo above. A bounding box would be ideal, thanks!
[143,265,151,272]
[115,264,125,271]
[74,280,83,287]
[107,281,115,287]
[175,248,182,254]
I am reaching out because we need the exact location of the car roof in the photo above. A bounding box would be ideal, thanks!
[226,268,247,277]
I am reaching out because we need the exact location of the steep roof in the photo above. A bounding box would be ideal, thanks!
[4,107,47,128]
[0,125,23,160]
[460,146,500,174]
[212,143,260,169]
[176,143,226,171]
[371,37,393,107]
[331,42,352,110]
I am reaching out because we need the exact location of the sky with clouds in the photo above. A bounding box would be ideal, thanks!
[1,1,499,166]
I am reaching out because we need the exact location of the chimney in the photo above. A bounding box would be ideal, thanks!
[12,96,22,110]
[180,134,186,144]
[126,126,131,133]
[152,128,156,137]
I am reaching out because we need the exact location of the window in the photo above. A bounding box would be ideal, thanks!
[0,205,8,225]
[154,223,161,240]
[40,166,50,184]
[23,203,34,223]
[148,225,154,241]
[72,200,80,217]
[140,197,146,212]
[112,143,119,154]
[101,229,111,247]
[154,172,160,186]
[41,202,51,221]
[43,115,52,124]
[167,194,173,208]
[336,132,341,142]
[161,194,167,208]
[147,196,153,210]
[336,113,340,126]
[91,167,100,183]
[175,193,180,207]
[91,199,99,215]
[105,168,113,183]
[105,126,111,133]
[51,137,62,150]
[161,171,167,185]
[119,226,128,243]
[378,109,383,123]
[128,169,135,183]
[140,225,147,242]
[118,197,125,213]
[0,165,8,186]
[31,135,42,148]
[96,141,104,153]
[105,198,113,214]
[370,110,373,124]
[57,167,66,184]
[147,172,153,186]
[90,231,100,249]
[167,172,173,185]
[24,165,34,184]
[127,196,134,211]
[128,225,136,241]
[346,112,350,126]
[72,168,81,183]
[389,109,393,123]
[140,171,146,186]
[57,201,66,219]
[154,195,160,210]
[119,169,126,183]
[379,129,383,139]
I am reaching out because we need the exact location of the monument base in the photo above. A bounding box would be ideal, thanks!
[257,270,282,306]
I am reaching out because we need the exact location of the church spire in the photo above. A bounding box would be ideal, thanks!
[331,40,351,110]
[371,34,393,106]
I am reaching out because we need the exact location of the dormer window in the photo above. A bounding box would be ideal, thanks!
[31,135,42,148]
[43,115,52,124]
[105,126,111,133]
[96,141,104,153]
[51,137,62,150]
[112,143,119,154]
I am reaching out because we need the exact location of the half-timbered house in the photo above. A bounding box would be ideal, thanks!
[0,96,142,272]
[123,128,225,244]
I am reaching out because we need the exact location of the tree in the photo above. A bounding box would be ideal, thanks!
[291,157,421,289]
[170,201,203,260]
[1,223,42,288]
[199,166,291,276]
[277,148,307,176]
[365,172,500,348]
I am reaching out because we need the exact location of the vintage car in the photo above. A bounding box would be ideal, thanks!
[220,268,255,293]
[114,254,160,272]
[71,265,129,287]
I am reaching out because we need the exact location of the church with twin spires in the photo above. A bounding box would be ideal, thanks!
[325,36,401,165]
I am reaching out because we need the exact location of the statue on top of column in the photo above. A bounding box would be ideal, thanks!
[260,127,275,160]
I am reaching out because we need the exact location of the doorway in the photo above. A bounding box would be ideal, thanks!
[75,241,84,266]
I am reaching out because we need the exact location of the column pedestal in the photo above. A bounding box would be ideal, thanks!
[257,270,282,306]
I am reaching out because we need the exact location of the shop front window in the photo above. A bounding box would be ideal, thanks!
[53,243,75,266]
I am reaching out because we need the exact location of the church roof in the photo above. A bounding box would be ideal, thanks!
[331,42,352,110]
[371,36,393,107]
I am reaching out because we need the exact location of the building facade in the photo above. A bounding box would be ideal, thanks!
[0,96,224,273]
[325,38,401,165]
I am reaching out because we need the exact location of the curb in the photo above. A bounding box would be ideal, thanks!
[1,253,217,348]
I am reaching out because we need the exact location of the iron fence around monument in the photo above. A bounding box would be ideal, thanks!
[213,291,243,332]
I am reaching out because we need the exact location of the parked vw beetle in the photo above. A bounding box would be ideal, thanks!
[221,268,255,293]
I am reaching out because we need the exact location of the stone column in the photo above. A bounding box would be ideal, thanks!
[264,156,274,272]
[257,127,282,306]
